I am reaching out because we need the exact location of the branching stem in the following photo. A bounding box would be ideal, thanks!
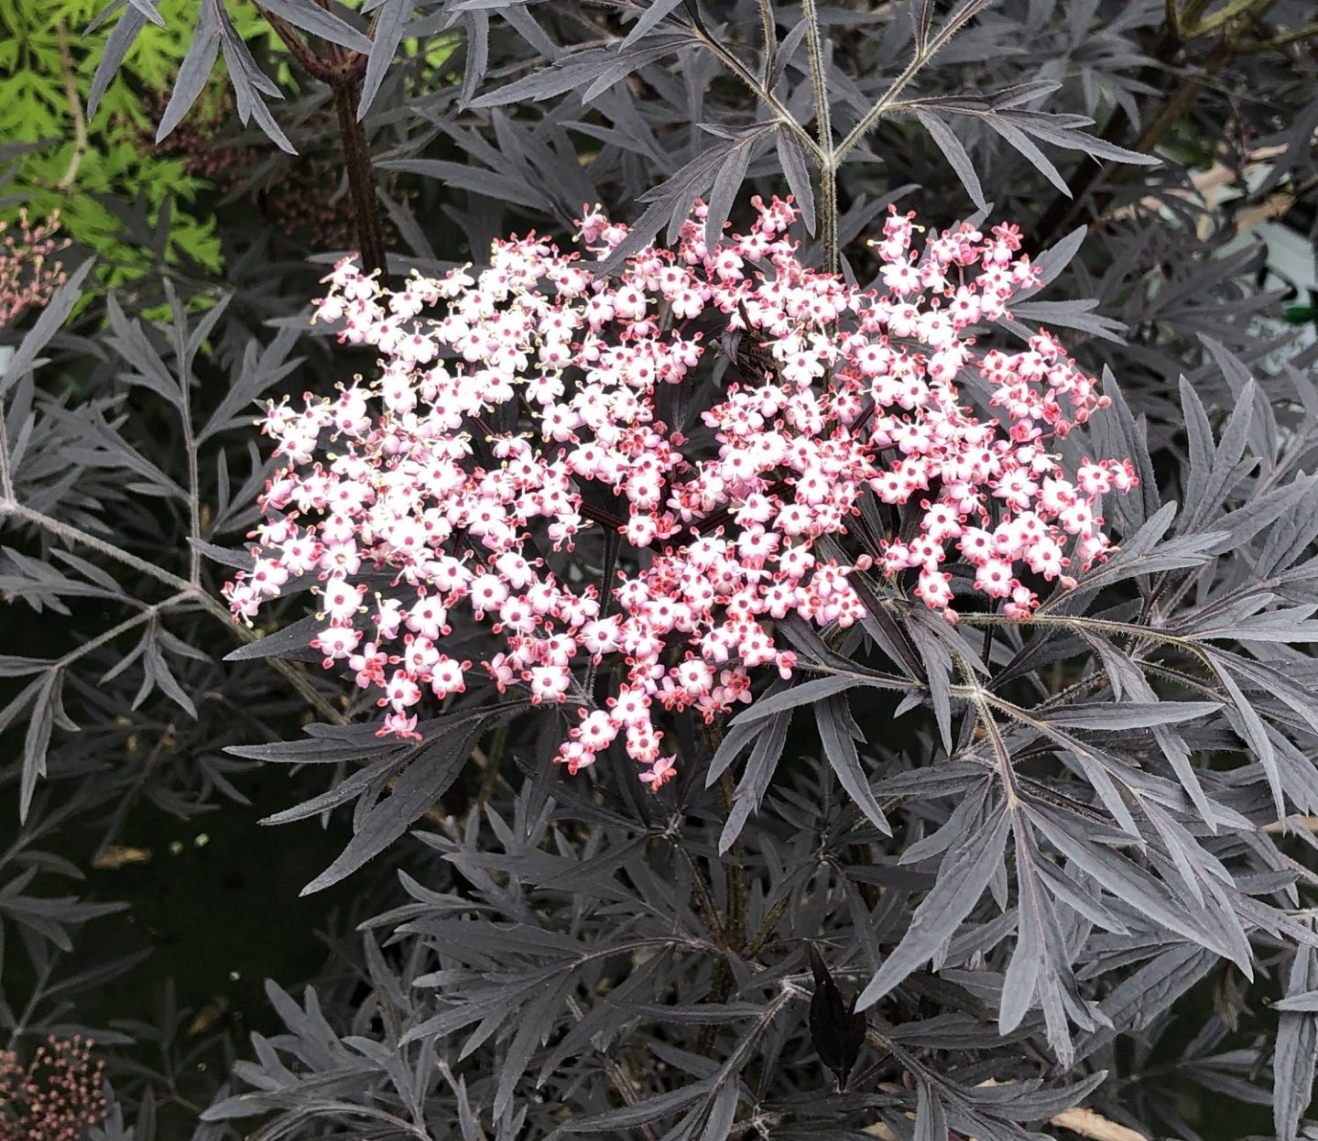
[685,13,827,166]
[0,499,344,726]
[255,4,388,277]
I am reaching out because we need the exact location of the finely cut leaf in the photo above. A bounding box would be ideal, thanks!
[729,674,871,725]
[621,0,689,48]
[1276,940,1318,1140]
[222,615,325,663]
[565,1080,714,1132]
[699,1082,738,1141]
[816,696,891,836]
[20,671,61,823]
[915,110,987,212]
[704,131,756,249]
[86,6,150,119]
[1036,701,1221,730]
[359,0,414,119]
[379,159,552,212]
[914,1080,949,1141]
[156,1,220,141]
[720,710,789,852]
[259,0,373,54]
[858,802,1009,1008]
[470,37,694,109]
[776,127,817,235]
[1,260,97,394]
[302,739,473,892]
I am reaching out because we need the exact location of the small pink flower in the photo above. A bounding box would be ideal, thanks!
[313,624,362,667]
[639,756,677,789]
[431,656,470,698]
[378,711,421,740]
[528,665,571,704]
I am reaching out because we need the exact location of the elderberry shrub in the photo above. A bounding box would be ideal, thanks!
[3,2,1317,1139]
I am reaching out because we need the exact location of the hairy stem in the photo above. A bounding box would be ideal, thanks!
[835,0,981,168]
[744,892,791,958]
[1237,21,1318,50]
[695,731,747,1055]
[757,0,776,84]
[259,7,340,82]
[800,0,837,271]
[685,10,827,165]
[819,165,839,275]
[564,997,660,1141]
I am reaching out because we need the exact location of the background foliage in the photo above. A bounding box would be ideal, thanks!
[2,1,1317,1139]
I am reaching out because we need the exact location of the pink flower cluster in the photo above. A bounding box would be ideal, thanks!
[224,197,1134,786]
[0,209,70,330]
[0,1037,107,1141]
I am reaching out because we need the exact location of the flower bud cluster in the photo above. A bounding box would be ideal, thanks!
[0,209,70,330]
[225,197,1134,786]
[0,1037,107,1141]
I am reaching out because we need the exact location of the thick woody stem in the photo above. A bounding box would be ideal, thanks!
[332,77,388,279]
[718,768,747,952]
[695,729,747,1056]
[255,4,387,277]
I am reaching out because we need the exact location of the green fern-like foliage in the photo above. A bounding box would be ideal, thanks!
[0,0,276,284]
